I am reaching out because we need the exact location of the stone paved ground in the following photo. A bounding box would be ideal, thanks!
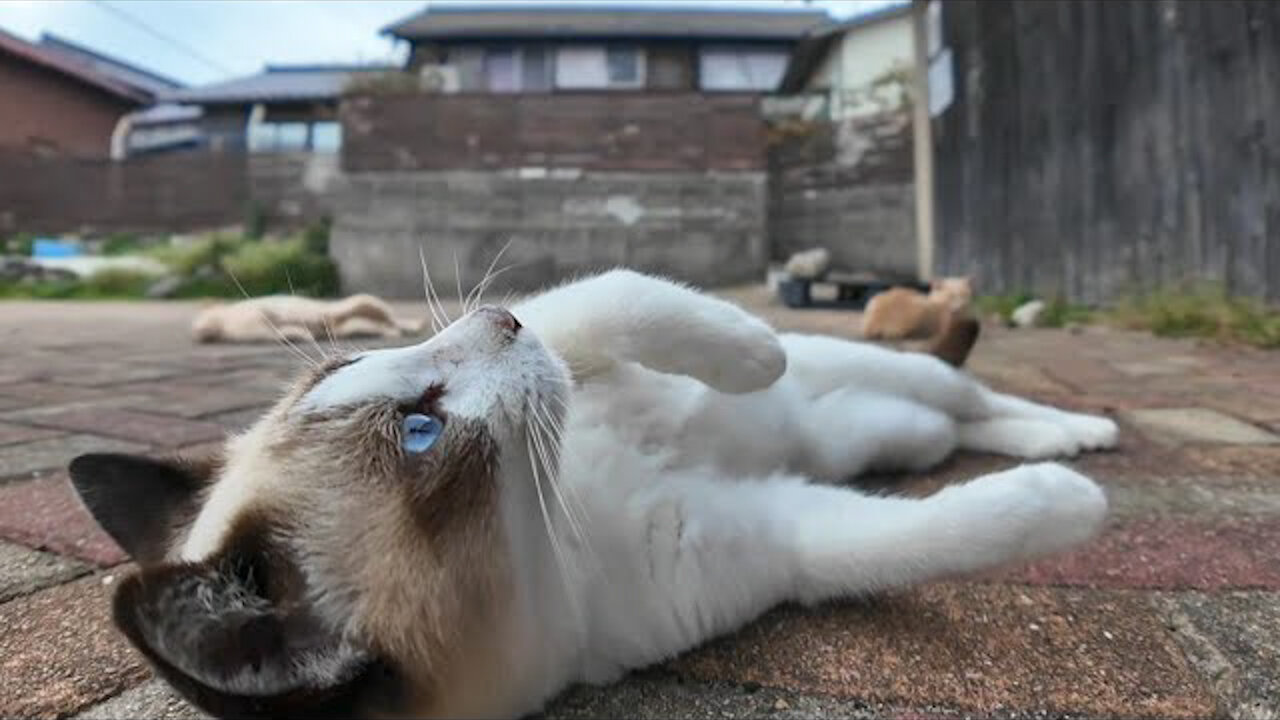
[1,288,1278,719]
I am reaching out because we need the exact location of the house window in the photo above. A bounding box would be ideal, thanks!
[485,46,552,93]
[698,46,789,91]
[311,122,342,153]
[249,121,335,153]
[555,45,645,89]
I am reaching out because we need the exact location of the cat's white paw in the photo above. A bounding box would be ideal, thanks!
[1010,462,1108,558]
[669,313,787,394]
[959,418,1084,459]
[1059,413,1119,451]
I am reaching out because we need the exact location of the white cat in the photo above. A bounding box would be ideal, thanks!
[69,269,1114,719]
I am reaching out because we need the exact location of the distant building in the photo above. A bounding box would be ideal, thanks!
[166,64,395,153]
[0,28,151,158]
[32,33,198,158]
[382,4,826,94]
[777,3,913,120]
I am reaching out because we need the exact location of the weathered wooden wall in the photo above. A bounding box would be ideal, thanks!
[340,92,766,172]
[934,0,1280,302]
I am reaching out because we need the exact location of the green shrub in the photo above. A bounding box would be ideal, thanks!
[974,292,1036,324]
[1107,284,1280,348]
[0,268,152,300]
[100,232,145,256]
[220,236,338,298]
[147,233,245,276]
[301,218,331,255]
[4,232,36,256]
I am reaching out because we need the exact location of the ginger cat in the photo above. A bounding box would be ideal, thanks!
[862,277,973,341]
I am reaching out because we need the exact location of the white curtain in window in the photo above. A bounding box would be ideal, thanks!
[555,46,608,88]
[699,47,789,91]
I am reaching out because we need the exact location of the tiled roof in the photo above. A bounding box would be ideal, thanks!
[166,64,396,105]
[384,4,829,41]
[0,27,150,104]
[38,33,184,98]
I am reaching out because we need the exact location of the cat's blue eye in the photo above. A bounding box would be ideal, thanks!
[402,413,443,454]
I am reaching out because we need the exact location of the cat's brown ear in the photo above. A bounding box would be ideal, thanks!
[68,453,213,565]
[112,551,397,719]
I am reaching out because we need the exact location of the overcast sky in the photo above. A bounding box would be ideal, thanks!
[0,0,903,86]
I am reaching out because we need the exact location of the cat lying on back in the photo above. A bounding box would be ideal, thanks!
[862,276,973,341]
[70,269,1114,719]
[191,294,426,344]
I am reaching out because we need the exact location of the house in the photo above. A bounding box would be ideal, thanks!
[776,2,913,120]
[32,33,200,158]
[0,27,150,157]
[381,4,827,94]
[166,64,395,153]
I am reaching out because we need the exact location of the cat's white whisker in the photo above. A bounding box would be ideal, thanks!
[225,267,321,368]
[526,431,583,622]
[464,239,514,313]
[418,245,449,333]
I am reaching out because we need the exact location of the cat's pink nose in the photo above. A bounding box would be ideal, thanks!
[478,306,521,333]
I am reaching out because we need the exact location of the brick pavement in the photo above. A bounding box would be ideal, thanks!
[1,290,1278,719]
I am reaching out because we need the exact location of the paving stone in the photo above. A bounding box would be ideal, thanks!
[0,573,149,719]
[1113,357,1207,377]
[54,365,185,388]
[0,382,110,404]
[1103,476,1280,518]
[1125,408,1279,446]
[0,421,62,447]
[73,680,208,720]
[1006,516,1280,590]
[0,434,147,481]
[117,384,270,419]
[0,474,126,566]
[1181,445,1280,481]
[20,408,224,448]
[0,394,28,412]
[0,539,90,603]
[1155,592,1280,720]
[202,405,269,433]
[670,583,1216,719]
[545,671,884,719]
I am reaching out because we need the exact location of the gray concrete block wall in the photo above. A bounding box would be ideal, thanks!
[330,170,767,298]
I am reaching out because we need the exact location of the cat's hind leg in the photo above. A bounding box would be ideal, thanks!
[799,389,958,479]
[590,461,1106,677]
[957,387,1118,459]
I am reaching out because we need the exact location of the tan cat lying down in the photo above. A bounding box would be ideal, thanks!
[191,294,426,344]
[862,277,973,341]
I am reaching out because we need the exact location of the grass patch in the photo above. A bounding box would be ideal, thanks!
[1106,285,1280,348]
[0,268,153,300]
[1,227,337,301]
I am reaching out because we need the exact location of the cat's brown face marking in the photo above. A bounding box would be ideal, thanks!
[71,307,570,718]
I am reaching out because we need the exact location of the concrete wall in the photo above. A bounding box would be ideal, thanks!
[330,169,766,297]
[769,110,917,279]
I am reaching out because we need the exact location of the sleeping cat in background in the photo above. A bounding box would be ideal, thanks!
[70,269,1114,719]
[191,294,426,344]
[862,276,973,341]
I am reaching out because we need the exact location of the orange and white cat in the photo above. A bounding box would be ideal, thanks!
[862,277,973,341]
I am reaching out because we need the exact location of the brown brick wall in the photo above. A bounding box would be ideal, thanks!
[340,92,767,172]
[0,149,250,234]
[0,55,137,159]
